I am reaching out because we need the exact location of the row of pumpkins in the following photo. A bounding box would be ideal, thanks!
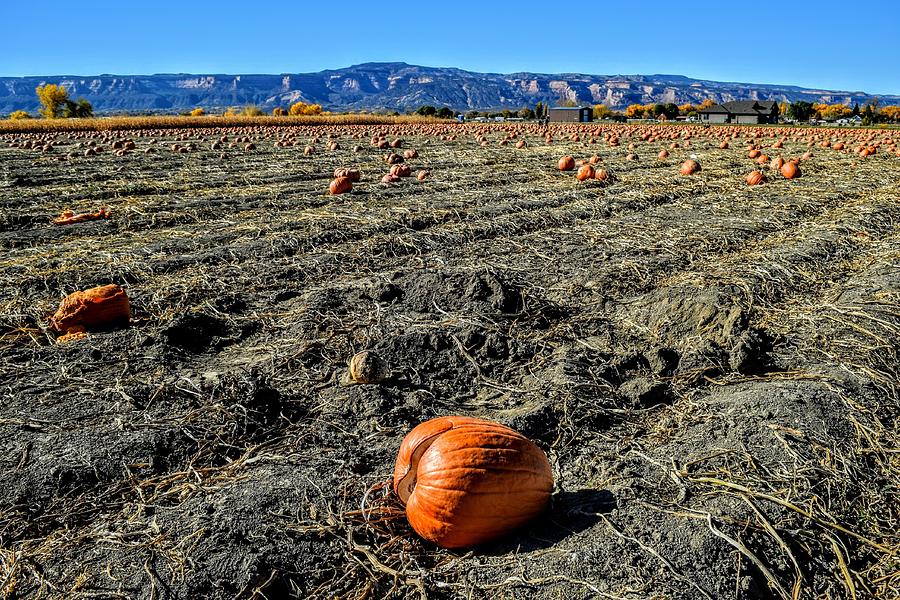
[46,284,551,549]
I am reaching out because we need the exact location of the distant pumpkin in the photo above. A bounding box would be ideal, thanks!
[576,164,595,181]
[781,161,801,179]
[329,177,352,195]
[680,159,701,175]
[746,170,766,186]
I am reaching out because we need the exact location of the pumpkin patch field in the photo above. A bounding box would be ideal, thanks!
[0,122,898,599]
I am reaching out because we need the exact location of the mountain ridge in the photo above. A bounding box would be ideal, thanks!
[2,62,895,114]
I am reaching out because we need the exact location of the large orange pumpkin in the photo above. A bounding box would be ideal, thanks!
[393,416,553,549]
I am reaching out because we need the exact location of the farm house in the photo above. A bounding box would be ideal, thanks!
[699,100,779,124]
[548,106,593,122]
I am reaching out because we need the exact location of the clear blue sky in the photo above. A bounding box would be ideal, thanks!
[3,0,898,95]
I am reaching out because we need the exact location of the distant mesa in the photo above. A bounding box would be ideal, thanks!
[1,63,895,114]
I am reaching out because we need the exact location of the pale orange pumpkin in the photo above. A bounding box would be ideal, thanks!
[390,164,412,178]
[334,168,361,182]
[680,159,701,175]
[393,416,553,549]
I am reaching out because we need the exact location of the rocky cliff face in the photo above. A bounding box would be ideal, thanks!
[1,63,893,114]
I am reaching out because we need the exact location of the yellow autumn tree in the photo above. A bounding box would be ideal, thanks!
[35,84,70,119]
[880,105,900,122]
[678,103,696,115]
[190,107,205,116]
[289,101,323,116]
[819,104,852,121]
[699,99,716,110]
[625,104,644,119]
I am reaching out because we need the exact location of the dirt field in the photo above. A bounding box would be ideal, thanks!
[1,122,898,599]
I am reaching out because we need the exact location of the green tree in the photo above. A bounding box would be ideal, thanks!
[851,103,860,117]
[272,107,287,116]
[465,110,479,119]
[535,102,544,119]
[519,107,536,119]
[63,98,93,118]
[660,103,679,119]
[35,83,70,119]
[415,105,437,116]
[435,107,453,119]
[861,104,875,125]
[787,101,815,122]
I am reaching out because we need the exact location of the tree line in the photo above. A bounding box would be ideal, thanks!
[7,86,899,125]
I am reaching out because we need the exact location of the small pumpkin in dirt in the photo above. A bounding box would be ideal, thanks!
[558,156,575,171]
[746,170,766,186]
[417,169,430,181]
[348,351,390,384]
[679,159,701,175]
[51,284,131,340]
[576,164,595,181]
[658,149,669,160]
[594,168,610,181]
[393,416,553,548]
[781,161,801,179]
[329,177,352,195]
